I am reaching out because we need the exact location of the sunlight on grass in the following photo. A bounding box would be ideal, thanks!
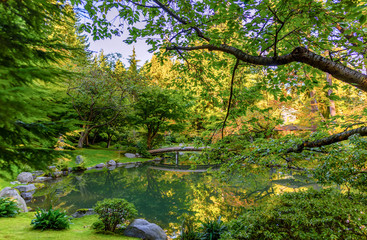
[0,213,137,240]
[65,148,153,168]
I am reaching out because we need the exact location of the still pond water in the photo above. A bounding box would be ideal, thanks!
[28,163,317,232]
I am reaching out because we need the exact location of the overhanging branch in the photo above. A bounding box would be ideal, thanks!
[287,126,367,153]
[167,44,367,92]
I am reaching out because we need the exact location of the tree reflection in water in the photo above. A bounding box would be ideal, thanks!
[29,164,316,232]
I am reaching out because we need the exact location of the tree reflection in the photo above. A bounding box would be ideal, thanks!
[30,164,316,231]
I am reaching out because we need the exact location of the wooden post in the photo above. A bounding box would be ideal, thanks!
[175,151,179,165]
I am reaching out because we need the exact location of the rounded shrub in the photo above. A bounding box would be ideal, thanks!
[0,197,20,217]
[93,198,137,233]
[31,208,71,230]
[223,188,367,240]
[199,217,227,240]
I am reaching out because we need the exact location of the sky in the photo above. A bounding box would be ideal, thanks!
[87,35,154,68]
[80,6,154,68]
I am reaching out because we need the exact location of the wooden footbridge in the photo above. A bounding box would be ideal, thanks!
[148,146,209,165]
[148,146,209,155]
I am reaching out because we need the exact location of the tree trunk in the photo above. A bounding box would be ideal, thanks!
[309,89,318,131]
[106,133,112,148]
[147,133,153,150]
[78,129,90,148]
[327,73,336,117]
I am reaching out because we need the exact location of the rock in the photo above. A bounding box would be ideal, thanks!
[95,163,106,168]
[32,170,44,178]
[0,187,28,212]
[125,153,136,158]
[107,165,116,171]
[53,171,63,178]
[124,219,167,240]
[20,192,33,201]
[48,166,57,170]
[107,160,116,166]
[17,172,33,184]
[117,162,128,167]
[72,208,95,218]
[34,176,53,182]
[10,181,20,185]
[76,155,84,165]
[14,184,36,193]
[125,164,137,169]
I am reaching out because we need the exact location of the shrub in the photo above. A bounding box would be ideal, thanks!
[199,217,227,240]
[31,208,71,230]
[93,198,137,233]
[179,214,200,240]
[136,141,151,158]
[72,162,86,172]
[91,220,105,232]
[223,188,367,240]
[0,197,20,217]
[124,146,138,153]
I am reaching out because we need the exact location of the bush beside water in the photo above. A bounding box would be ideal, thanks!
[93,198,137,233]
[31,208,71,230]
[0,197,20,217]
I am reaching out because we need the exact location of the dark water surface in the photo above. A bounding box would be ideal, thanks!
[28,164,317,232]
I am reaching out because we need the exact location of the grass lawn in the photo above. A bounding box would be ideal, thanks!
[65,147,153,168]
[0,213,138,240]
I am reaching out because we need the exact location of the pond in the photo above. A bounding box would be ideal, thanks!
[28,162,318,234]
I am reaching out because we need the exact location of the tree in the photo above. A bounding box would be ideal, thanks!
[67,52,129,148]
[75,0,367,91]
[131,87,188,149]
[0,0,82,172]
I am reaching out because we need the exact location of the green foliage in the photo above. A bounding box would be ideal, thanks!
[0,0,82,173]
[123,146,138,154]
[199,217,227,240]
[314,134,367,191]
[91,220,105,232]
[0,197,20,218]
[31,208,71,231]
[131,87,190,149]
[135,141,152,158]
[71,162,86,172]
[180,214,200,240]
[93,198,137,233]
[223,188,367,240]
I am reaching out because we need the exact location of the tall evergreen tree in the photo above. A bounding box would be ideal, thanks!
[0,0,83,174]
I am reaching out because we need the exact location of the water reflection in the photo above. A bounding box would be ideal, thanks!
[29,164,317,232]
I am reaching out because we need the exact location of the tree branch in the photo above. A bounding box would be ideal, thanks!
[222,58,240,139]
[287,126,367,153]
[152,0,210,42]
[167,44,367,92]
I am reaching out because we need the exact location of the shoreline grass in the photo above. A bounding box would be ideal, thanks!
[0,213,137,240]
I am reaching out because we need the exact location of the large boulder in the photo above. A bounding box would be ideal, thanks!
[125,153,136,158]
[0,187,28,212]
[14,184,36,193]
[17,172,33,184]
[124,219,167,240]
